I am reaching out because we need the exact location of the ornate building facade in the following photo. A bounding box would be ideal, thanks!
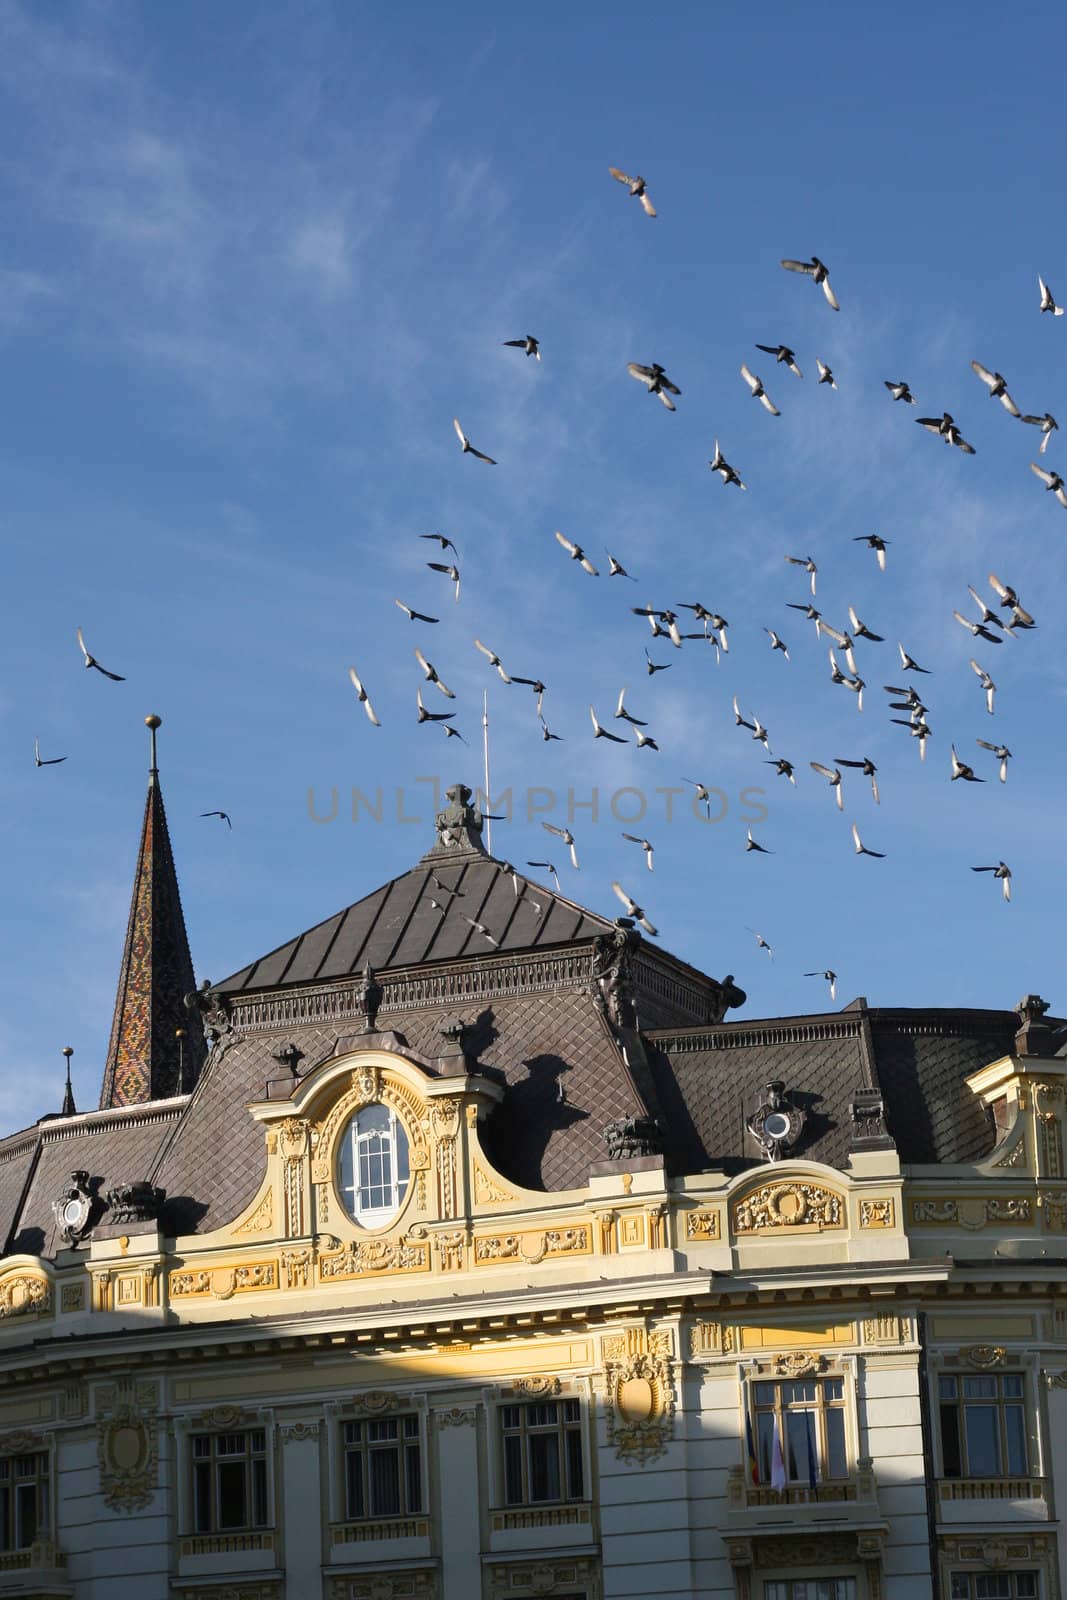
[0,749,1065,1600]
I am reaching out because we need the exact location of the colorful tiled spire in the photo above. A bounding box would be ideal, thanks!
[98,717,205,1108]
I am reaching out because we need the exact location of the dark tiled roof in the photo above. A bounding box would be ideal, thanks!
[647,1016,867,1173]
[217,858,613,993]
[648,1006,1023,1171]
[867,1008,1016,1164]
[99,774,205,1108]
[1,1105,183,1259]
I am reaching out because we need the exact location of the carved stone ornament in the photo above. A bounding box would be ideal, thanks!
[97,1385,158,1512]
[359,965,383,1031]
[105,1181,165,1225]
[487,1558,600,1600]
[52,1170,94,1245]
[773,1351,828,1378]
[591,923,641,1030]
[433,1406,477,1429]
[186,1586,284,1600]
[960,1344,1006,1369]
[279,1421,320,1442]
[746,1082,805,1162]
[329,1573,437,1600]
[602,1327,675,1465]
[603,1115,662,1161]
[511,1376,562,1398]
[432,782,487,853]
[850,1088,893,1149]
[0,1272,51,1320]
[733,1180,844,1233]
[185,978,233,1042]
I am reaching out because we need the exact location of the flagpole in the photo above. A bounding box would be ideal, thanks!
[482,690,492,854]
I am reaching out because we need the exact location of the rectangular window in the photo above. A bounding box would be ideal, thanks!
[765,1580,857,1600]
[751,1378,848,1485]
[0,1455,49,1552]
[500,1400,584,1506]
[950,1575,1038,1600]
[939,1374,1028,1478]
[343,1415,421,1520]
[191,1430,269,1533]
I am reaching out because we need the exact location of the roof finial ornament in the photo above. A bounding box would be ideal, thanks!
[61,1046,76,1118]
[145,713,162,780]
[1015,994,1054,1057]
[427,781,489,857]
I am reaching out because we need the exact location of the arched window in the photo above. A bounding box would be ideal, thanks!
[338,1104,410,1227]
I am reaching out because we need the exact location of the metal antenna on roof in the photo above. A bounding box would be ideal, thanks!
[482,690,492,854]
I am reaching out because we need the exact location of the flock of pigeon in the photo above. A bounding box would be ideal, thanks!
[53,166,1061,997]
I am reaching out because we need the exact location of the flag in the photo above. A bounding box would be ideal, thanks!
[805,1411,819,1495]
[770,1419,787,1492]
[745,1411,760,1484]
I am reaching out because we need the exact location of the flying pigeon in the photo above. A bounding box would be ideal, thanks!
[348,667,381,724]
[76,628,125,681]
[609,167,656,216]
[780,256,839,310]
[453,417,496,464]
[503,335,540,359]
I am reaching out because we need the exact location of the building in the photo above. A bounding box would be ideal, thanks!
[0,730,1065,1600]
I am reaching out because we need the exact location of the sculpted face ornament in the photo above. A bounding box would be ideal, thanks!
[746,1081,805,1162]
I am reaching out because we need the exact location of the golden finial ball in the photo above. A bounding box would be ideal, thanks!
[61,1047,73,1059]
[145,714,162,729]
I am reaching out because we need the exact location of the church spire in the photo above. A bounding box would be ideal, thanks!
[98,716,206,1109]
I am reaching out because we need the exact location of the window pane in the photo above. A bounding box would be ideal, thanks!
[14,1483,36,1549]
[252,1458,267,1527]
[1016,1576,1038,1599]
[503,1434,524,1505]
[964,1406,1001,1475]
[825,1407,847,1478]
[941,1404,962,1478]
[369,1446,401,1516]
[786,1411,809,1480]
[217,1460,247,1529]
[406,1443,422,1512]
[193,1461,212,1533]
[962,1376,997,1400]
[1004,1405,1028,1475]
[528,1432,561,1501]
[345,1451,365,1519]
[566,1426,584,1499]
[757,1411,776,1482]
[950,1578,970,1600]
[368,1420,399,1442]
[1003,1376,1024,1399]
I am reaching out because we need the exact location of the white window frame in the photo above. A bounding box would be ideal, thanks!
[174,1410,276,1537]
[337,1103,411,1228]
[324,1396,428,1529]
[483,1380,592,1512]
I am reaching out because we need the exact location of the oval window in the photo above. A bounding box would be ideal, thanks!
[337,1103,411,1227]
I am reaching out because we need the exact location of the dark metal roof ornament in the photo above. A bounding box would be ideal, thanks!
[1015,994,1054,1058]
[432,783,488,854]
[603,1115,663,1160]
[747,1081,805,1162]
[708,973,747,1023]
[849,1088,894,1151]
[272,1042,305,1079]
[360,965,383,1032]
[106,1182,165,1226]
[61,1047,76,1118]
[53,1170,94,1246]
[185,978,233,1045]
[592,920,641,1030]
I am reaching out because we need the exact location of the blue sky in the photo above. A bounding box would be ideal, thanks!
[2,2,1065,1130]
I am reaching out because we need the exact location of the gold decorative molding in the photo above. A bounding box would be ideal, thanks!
[0,1272,51,1320]
[910,1196,1033,1229]
[510,1376,561,1398]
[992,1136,1027,1169]
[97,1380,158,1512]
[473,1162,513,1206]
[433,1229,467,1271]
[281,1247,312,1288]
[959,1344,1006,1368]
[328,1574,437,1600]
[279,1420,320,1442]
[235,1189,276,1236]
[487,1556,601,1600]
[169,1261,277,1300]
[685,1208,721,1241]
[772,1351,827,1378]
[733,1181,844,1233]
[429,1096,462,1221]
[346,1391,400,1416]
[940,1532,1054,1565]
[330,1517,430,1546]
[60,1281,85,1313]
[191,1404,258,1430]
[474,1226,590,1266]
[691,1321,736,1357]
[433,1406,477,1428]
[0,1429,44,1456]
[859,1198,894,1228]
[863,1315,907,1345]
[319,1235,429,1282]
[602,1327,675,1464]
[1039,1191,1067,1231]
[180,1586,281,1600]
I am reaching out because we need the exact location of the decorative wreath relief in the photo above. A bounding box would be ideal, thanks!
[602,1327,675,1465]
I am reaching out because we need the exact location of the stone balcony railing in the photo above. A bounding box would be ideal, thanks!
[938,1477,1047,1503]
[179,1531,275,1557]
[0,1537,66,1572]
[725,1460,884,1527]
[490,1504,593,1532]
[330,1516,431,1545]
